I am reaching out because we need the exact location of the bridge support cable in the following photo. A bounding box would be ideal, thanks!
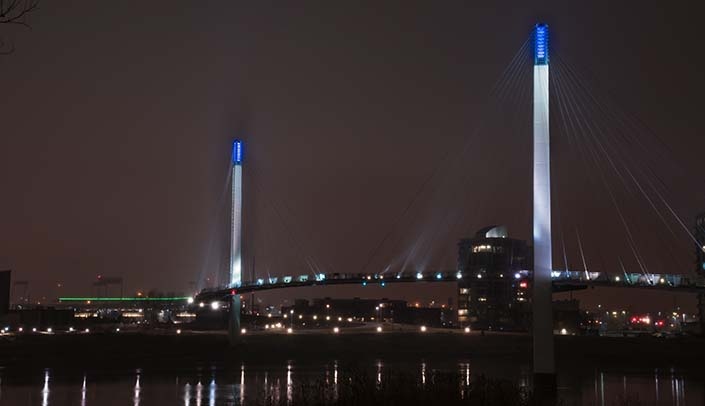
[554,57,698,276]
[552,62,654,280]
[197,168,233,290]
[553,50,700,189]
[387,39,533,275]
[359,38,532,275]
[248,165,325,279]
[554,55,701,275]
[552,60,692,279]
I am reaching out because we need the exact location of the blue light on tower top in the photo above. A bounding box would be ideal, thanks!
[534,23,549,65]
[232,140,243,165]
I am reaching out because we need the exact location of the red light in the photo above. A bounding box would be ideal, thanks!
[230,289,237,295]
[519,282,528,288]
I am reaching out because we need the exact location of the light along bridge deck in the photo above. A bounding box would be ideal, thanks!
[193,270,705,302]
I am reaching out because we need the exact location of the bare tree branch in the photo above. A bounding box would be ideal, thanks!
[0,0,39,25]
[0,0,39,54]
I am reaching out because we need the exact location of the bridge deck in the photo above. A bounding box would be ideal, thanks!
[195,270,705,301]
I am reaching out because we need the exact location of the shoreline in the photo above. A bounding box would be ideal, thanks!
[2,330,704,372]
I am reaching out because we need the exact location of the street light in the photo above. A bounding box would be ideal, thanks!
[420,326,427,332]
[333,327,339,334]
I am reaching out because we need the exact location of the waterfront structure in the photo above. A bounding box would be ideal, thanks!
[532,23,555,380]
[456,226,530,330]
[229,140,244,340]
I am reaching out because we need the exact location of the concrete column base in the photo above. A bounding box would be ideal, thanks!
[533,373,557,405]
[228,295,241,346]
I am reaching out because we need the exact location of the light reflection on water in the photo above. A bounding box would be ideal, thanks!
[0,362,702,405]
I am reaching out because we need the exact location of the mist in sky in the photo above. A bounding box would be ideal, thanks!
[1,1,703,311]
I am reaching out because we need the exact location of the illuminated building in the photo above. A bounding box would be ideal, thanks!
[457,226,530,330]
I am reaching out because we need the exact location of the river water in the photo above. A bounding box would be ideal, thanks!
[0,359,701,405]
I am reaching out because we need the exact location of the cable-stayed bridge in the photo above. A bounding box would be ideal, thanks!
[193,23,705,385]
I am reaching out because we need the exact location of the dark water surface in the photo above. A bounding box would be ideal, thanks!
[0,358,702,405]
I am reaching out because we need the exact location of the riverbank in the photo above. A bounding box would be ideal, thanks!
[1,329,704,371]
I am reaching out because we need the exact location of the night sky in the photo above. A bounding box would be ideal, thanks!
[2,1,704,312]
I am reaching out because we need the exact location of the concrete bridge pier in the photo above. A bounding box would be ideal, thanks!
[228,294,241,345]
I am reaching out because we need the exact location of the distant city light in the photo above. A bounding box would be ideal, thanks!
[187,297,194,304]
[560,328,567,335]
[514,273,521,279]
[211,301,220,310]
[287,328,293,334]
[376,326,382,333]
[615,276,621,282]
[416,272,423,280]
[18,327,23,332]
[176,329,181,334]
[435,273,442,280]
[241,328,247,334]
[199,302,205,308]
[476,274,483,279]
[47,328,52,333]
[32,327,37,332]
[333,327,339,333]
[84,328,90,333]
[464,327,470,333]
[456,272,462,279]
[420,326,427,332]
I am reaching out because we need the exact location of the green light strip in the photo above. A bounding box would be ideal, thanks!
[59,297,190,302]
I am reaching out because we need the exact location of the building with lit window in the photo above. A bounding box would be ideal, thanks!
[457,226,531,330]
